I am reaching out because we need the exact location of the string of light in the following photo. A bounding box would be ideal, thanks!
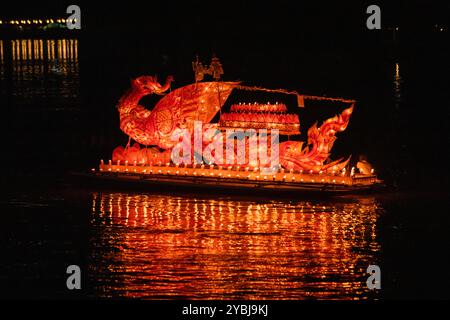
[236,85,356,107]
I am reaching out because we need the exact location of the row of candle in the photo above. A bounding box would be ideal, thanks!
[95,165,356,185]
[98,159,372,176]
[220,112,299,124]
[230,103,288,113]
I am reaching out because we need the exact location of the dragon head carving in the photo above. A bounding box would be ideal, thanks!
[131,75,174,95]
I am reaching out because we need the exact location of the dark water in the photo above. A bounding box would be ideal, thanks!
[0,31,449,300]
[89,192,381,299]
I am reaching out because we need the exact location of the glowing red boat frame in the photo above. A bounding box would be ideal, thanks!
[92,67,382,193]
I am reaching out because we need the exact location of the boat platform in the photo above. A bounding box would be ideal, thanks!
[84,163,384,194]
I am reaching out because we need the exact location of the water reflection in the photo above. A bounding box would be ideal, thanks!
[0,40,3,62]
[1,38,79,107]
[89,192,381,299]
[394,62,402,108]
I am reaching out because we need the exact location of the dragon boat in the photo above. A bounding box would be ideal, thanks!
[88,57,383,194]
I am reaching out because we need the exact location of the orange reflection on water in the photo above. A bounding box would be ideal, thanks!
[90,192,381,299]
[4,38,80,104]
[9,38,78,62]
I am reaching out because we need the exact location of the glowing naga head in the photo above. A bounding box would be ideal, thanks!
[117,75,238,150]
[130,75,174,95]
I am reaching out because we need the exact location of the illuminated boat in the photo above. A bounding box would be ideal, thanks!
[89,57,383,194]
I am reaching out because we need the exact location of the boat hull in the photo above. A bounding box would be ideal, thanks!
[75,169,385,196]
